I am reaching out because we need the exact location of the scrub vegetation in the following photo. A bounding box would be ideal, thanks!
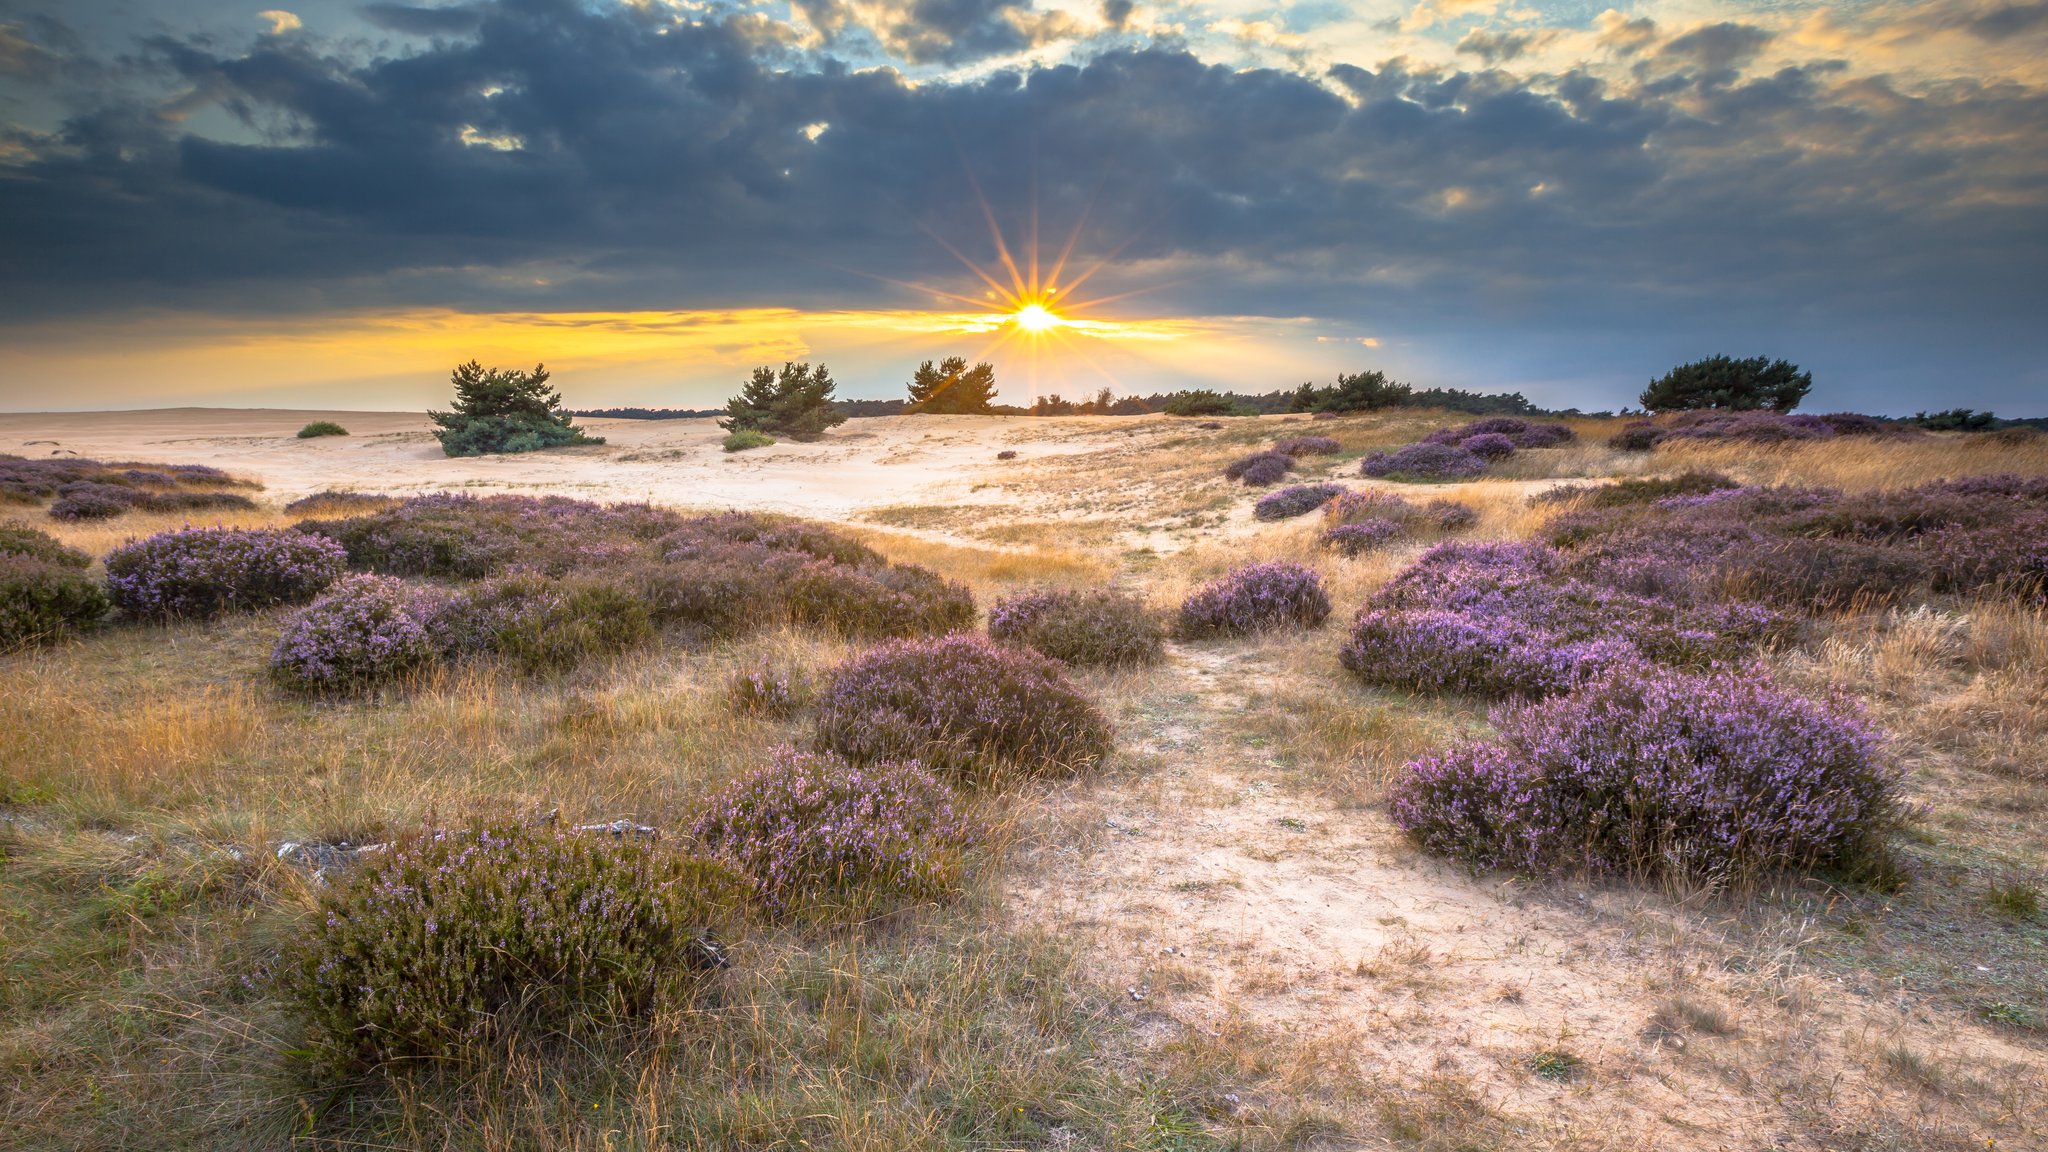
[4,405,2046,1151]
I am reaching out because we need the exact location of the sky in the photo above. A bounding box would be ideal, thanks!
[0,0,2043,414]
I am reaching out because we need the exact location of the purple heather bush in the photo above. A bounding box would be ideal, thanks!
[812,634,1113,779]
[105,527,345,620]
[1321,518,1404,556]
[1177,561,1332,638]
[783,561,977,639]
[1323,489,1478,540]
[1253,482,1346,521]
[282,490,401,517]
[442,570,655,673]
[1540,473,2048,609]
[988,586,1164,667]
[47,485,131,521]
[1608,422,1666,452]
[1359,442,1488,481]
[1224,450,1296,487]
[1458,432,1518,461]
[1339,541,1786,698]
[1,453,254,509]
[270,574,449,693]
[690,747,976,915]
[282,820,747,1068]
[1390,665,1900,882]
[1424,418,1575,449]
[1,553,111,651]
[1273,435,1342,457]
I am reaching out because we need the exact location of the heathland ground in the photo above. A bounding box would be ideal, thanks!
[2,407,2045,1150]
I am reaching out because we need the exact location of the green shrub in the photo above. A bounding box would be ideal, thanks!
[1641,355,1812,413]
[282,821,747,1068]
[297,421,349,438]
[429,361,603,457]
[719,362,847,442]
[0,554,110,650]
[723,429,776,452]
[1287,369,1413,413]
[906,356,998,415]
[0,524,90,568]
[1161,390,1250,417]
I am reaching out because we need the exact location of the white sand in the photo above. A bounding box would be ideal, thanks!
[0,408,1097,517]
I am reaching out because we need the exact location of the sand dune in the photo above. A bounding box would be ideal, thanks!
[0,407,1108,516]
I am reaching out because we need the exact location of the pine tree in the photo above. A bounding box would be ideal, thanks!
[719,362,848,441]
[905,357,999,415]
[1641,356,1812,413]
[428,361,602,457]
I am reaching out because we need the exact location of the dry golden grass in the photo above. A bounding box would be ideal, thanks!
[1657,430,2048,490]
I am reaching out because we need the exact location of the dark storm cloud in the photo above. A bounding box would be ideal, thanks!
[358,4,484,36]
[0,0,2044,409]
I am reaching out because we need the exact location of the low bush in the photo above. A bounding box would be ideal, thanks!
[297,421,349,438]
[1253,482,1345,521]
[1272,435,1341,457]
[0,524,90,568]
[105,527,345,619]
[784,561,977,640]
[1391,666,1900,882]
[1339,541,1786,698]
[1,453,254,508]
[47,486,130,521]
[281,821,746,1068]
[1424,417,1575,449]
[443,571,656,673]
[988,586,1164,667]
[1177,561,1331,638]
[1582,471,1740,508]
[1608,422,1665,451]
[1321,518,1404,556]
[1224,451,1295,487]
[690,748,976,915]
[0,554,110,650]
[813,634,1113,778]
[996,450,1018,460]
[1324,489,1476,536]
[723,429,775,452]
[1459,432,1517,460]
[1360,442,1487,481]
[281,490,401,517]
[48,479,260,521]
[270,574,448,693]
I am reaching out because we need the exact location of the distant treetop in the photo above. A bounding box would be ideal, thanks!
[1641,356,1812,413]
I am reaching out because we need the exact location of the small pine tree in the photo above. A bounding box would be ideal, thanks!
[906,357,999,415]
[1641,356,1812,413]
[428,361,602,457]
[719,363,848,442]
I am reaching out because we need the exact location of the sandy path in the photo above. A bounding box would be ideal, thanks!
[1014,646,2048,1150]
[0,408,1122,517]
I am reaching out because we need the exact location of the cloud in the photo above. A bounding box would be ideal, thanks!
[1455,28,1559,65]
[257,10,304,36]
[358,4,485,36]
[0,0,2042,412]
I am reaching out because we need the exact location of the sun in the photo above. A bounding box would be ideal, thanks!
[1010,302,1062,332]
